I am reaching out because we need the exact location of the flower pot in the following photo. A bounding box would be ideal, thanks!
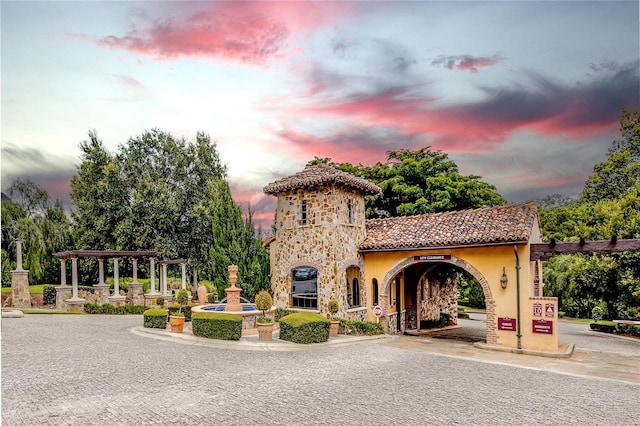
[330,320,340,337]
[256,321,274,341]
[169,315,185,333]
[197,285,208,304]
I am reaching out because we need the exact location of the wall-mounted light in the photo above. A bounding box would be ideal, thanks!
[500,267,508,289]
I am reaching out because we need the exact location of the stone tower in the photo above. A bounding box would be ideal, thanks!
[263,164,380,317]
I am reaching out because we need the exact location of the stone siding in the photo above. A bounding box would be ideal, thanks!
[270,186,367,318]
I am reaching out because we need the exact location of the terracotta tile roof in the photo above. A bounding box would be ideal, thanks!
[360,203,539,251]
[263,164,381,195]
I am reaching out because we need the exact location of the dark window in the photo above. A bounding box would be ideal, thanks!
[348,198,354,224]
[352,278,360,307]
[300,199,308,225]
[373,278,379,305]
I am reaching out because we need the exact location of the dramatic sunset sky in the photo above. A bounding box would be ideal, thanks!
[2,1,639,228]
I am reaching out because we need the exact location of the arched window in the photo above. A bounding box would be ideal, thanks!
[291,267,317,308]
[373,278,379,306]
[352,278,360,307]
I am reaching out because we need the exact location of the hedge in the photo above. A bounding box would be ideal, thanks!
[43,285,56,305]
[143,308,168,329]
[279,312,330,344]
[340,319,384,336]
[192,312,242,340]
[84,303,147,315]
[590,321,640,337]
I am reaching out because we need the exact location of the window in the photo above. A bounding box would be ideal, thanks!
[352,278,360,307]
[299,199,308,225]
[291,267,317,309]
[347,198,354,224]
[373,278,379,306]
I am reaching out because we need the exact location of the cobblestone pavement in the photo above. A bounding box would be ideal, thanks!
[2,315,639,426]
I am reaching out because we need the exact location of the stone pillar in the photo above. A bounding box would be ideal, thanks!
[181,263,187,290]
[162,264,168,296]
[108,258,126,306]
[149,258,157,294]
[56,258,72,309]
[132,258,140,284]
[94,258,110,304]
[10,240,31,308]
[66,257,86,312]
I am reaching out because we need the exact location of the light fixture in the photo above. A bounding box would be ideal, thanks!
[500,267,508,289]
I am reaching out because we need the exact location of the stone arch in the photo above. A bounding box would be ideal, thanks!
[380,255,497,344]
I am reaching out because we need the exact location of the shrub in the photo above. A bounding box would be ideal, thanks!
[255,290,273,319]
[84,303,147,315]
[206,293,217,303]
[279,312,329,344]
[43,285,57,305]
[169,303,197,321]
[156,296,165,307]
[590,321,616,333]
[192,312,242,340]
[340,320,384,336]
[144,308,168,328]
[275,307,295,321]
[328,298,339,319]
[615,323,640,337]
[78,285,95,294]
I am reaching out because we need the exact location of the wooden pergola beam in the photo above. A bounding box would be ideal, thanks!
[530,238,640,260]
[54,250,160,260]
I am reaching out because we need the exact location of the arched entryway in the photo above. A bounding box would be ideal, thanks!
[380,255,497,344]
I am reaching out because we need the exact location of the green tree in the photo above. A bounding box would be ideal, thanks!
[310,147,505,218]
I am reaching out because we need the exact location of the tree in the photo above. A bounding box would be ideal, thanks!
[1,180,71,285]
[541,110,640,319]
[70,129,270,298]
[309,147,505,218]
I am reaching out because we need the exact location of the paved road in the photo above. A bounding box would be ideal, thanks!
[2,314,639,426]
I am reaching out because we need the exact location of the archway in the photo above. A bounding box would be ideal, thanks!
[380,255,497,344]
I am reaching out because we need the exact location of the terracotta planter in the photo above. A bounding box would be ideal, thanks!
[169,315,185,333]
[197,285,208,304]
[256,321,274,341]
[330,320,340,337]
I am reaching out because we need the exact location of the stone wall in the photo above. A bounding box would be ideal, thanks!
[419,273,458,326]
[270,186,367,320]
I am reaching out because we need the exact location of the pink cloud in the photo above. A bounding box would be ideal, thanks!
[82,2,356,65]
[432,55,499,73]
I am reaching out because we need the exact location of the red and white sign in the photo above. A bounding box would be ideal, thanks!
[373,305,383,318]
[532,319,553,334]
[533,302,542,317]
[498,317,517,331]
[545,303,555,318]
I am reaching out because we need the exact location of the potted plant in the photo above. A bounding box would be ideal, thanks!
[169,289,189,333]
[328,298,340,337]
[254,290,274,341]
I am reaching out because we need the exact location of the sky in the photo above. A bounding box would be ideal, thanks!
[2,1,639,229]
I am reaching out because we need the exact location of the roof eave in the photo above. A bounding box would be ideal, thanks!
[359,240,529,253]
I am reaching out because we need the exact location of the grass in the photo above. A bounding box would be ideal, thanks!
[19,309,84,315]
[2,284,52,295]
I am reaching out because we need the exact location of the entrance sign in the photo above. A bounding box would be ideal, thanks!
[532,319,553,334]
[373,305,383,318]
[414,254,452,262]
[545,303,555,317]
[533,302,542,317]
[498,317,516,331]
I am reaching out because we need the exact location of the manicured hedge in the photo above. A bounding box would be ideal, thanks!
[192,312,242,340]
[590,321,640,337]
[615,324,640,337]
[143,308,168,329]
[590,321,616,333]
[340,319,384,336]
[279,312,330,344]
[85,303,147,315]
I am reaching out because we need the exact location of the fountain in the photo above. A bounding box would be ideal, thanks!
[191,265,275,333]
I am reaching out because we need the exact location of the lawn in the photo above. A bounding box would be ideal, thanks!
[1,284,52,295]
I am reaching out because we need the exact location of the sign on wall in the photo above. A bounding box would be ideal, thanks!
[498,317,517,331]
[533,302,542,317]
[532,319,553,334]
[545,303,555,317]
[413,254,452,261]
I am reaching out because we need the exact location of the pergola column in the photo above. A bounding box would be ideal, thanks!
[60,259,68,287]
[98,258,105,285]
[149,257,157,294]
[107,258,126,306]
[94,258,110,304]
[71,257,79,299]
[162,263,168,296]
[55,258,72,310]
[181,262,187,290]
[132,258,139,284]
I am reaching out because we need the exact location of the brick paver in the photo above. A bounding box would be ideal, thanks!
[2,315,639,425]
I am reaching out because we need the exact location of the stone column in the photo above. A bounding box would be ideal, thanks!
[128,258,144,306]
[56,258,72,310]
[10,240,31,308]
[66,257,86,313]
[181,263,187,290]
[144,257,160,306]
[108,258,126,306]
[162,264,168,296]
[94,258,110,304]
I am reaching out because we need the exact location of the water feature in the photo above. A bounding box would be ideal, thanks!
[191,265,275,333]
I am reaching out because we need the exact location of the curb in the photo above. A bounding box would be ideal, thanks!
[474,341,575,358]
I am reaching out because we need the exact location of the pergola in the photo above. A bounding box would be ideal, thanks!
[54,250,165,309]
[530,238,640,260]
